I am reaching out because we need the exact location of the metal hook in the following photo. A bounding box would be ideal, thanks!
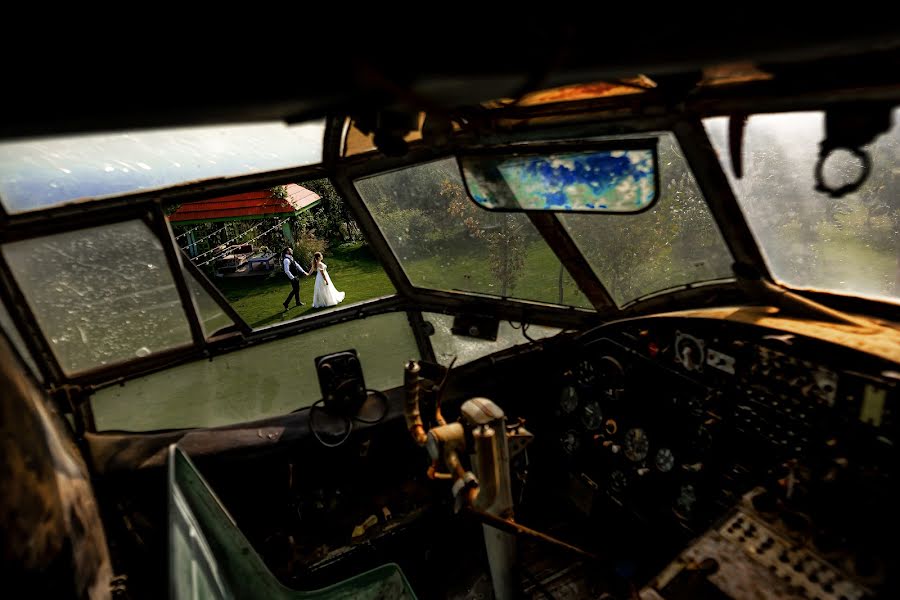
[814,146,871,198]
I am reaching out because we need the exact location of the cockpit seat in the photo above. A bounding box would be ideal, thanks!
[168,445,417,599]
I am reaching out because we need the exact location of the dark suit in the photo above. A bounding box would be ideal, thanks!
[282,254,308,307]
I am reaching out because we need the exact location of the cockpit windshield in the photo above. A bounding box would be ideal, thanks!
[557,132,734,306]
[704,110,900,304]
[354,158,594,309]
[354,132,735,308]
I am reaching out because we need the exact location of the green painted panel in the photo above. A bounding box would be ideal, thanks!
[91,312,418,431]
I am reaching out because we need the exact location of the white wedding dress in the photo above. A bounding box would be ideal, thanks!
[312,262,345,308]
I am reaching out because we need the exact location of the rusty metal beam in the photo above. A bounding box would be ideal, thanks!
[527,213,616,312]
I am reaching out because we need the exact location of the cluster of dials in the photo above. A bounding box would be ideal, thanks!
[555,354,717,521]
[557,357,678,483]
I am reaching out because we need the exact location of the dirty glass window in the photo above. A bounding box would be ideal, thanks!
[558,133,734,306]
[0,120,324,213]
[168,179,396,330]
[90,312,419,431]
[3,220,192,373]
[425,313,561,366]
[354,158,592,309]
[0,300,42,379]
[704,110,900,303]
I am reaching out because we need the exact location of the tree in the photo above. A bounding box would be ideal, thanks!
[302,178,360,244]
[442,178,527,296]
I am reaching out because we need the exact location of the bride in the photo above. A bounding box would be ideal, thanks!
[311,251,345,308]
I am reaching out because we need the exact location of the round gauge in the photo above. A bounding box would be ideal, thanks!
[597,355,626,401]
[576,358,597,387]
[559,385,579,414]
[624,428,650,462]
[560,430,580,455]
[655,447,675,472]
[674,484,697,518]
[610,470,628,494]
[581,401,603,430]
[675,333,704,372]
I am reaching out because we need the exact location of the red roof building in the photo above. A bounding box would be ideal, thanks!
[168,184,320,224]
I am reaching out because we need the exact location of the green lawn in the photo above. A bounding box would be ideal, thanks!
[214,240,594,329]
[403,242,591,308]
[213,243,395,328]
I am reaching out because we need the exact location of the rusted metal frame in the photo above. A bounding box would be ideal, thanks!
[672,118,772,282]
[466,77,900,124]
[181,248,253,337]
[144,205,206,349]
[527,213,617,311]
[406,309,436,364]
[463,91,669,123]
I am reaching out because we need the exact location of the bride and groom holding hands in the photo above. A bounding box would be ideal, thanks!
[282,247,345,310]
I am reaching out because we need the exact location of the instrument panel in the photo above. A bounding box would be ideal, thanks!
[536,315,897,596]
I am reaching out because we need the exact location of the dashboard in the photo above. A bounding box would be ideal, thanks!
[88,308,898,599]
[524,313,897,598]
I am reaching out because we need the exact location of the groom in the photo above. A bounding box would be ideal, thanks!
[282,247,310,310]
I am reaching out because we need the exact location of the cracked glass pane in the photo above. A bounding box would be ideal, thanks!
[3,220,192,373]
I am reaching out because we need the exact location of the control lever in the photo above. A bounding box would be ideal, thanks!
[404,364,548,600]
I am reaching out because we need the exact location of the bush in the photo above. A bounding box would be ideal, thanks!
[294,230,327,265]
